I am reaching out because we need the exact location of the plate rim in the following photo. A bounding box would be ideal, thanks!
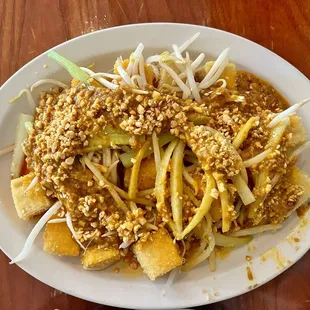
[0,22,309,309]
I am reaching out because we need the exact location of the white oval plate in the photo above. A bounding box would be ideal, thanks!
[0,23,310,309]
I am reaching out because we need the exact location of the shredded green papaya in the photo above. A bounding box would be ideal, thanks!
[82,129,131,153]
[170,140,185,235]
[180,173,215,239]
[128,140,151,199]
[119,133,175,168]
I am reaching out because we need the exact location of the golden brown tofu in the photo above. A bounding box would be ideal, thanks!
[133,228,183,280]
[43,221,80,256]
[11,173,53,220]
[81,245,121,270]
[125,156,157,190]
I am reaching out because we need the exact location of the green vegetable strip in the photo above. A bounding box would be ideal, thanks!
[180,173,215,239]
[170,140,185,235]
[216,179,231,233]
[128,140,151,200]
[83,129,131,153]
[213,232,253,247]
[152,131,161,172]
[187,113,209,125]
[48,51,90,84]
[155,140,178,214]
[110,150,119,185]
[232,173,255,205]
[248,168,268,219]
[232,117,257,149]
[120,133,175,168]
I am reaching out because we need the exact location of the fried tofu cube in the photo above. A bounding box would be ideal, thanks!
[11,173,53,220]
[133,229,183,280]
[81,245,121,270]
[43,222,80,256]
[124,156,156,190]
